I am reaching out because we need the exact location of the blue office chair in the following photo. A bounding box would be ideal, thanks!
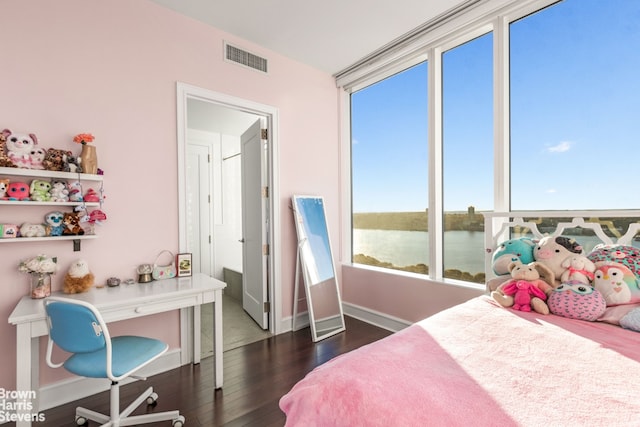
[44,296,185,426]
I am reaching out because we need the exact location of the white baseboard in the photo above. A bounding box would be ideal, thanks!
[37,349,182,411]
[342,302,411,332]
[280,304,410,334]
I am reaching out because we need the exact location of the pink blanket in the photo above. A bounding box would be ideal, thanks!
[280,296,640,426]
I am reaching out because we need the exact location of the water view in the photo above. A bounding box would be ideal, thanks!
[353,229,636,280]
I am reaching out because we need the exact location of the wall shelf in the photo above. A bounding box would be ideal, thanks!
[0,166,103,182]
[0,167,104,251]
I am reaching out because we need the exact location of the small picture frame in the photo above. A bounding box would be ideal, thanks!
[177,253,192,277]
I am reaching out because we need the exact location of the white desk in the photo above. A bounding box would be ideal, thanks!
[8,273,226,427]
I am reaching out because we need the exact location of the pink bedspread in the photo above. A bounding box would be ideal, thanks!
[280,296,640,426]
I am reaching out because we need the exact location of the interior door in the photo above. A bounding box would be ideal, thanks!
[241,118,269,329]
[186,142,213,275]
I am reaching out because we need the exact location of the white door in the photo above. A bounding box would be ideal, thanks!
[241,118,269,329]
[186,143,213,275]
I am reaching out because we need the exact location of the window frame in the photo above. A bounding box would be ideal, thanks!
[340,0,564,286]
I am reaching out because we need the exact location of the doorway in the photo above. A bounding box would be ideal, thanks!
[176,82,283,357]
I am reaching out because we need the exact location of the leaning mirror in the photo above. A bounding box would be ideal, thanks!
[292,195,346,341]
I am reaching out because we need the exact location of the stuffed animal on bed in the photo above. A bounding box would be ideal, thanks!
[588,245,640,281]
[492,261,554,314]
[63,259,94,294]
[534,236,584,286]
[486,237,536,293]
[547,281,607,321]
[593,262,640,306]
[591,261,640,332]
[560,255,596,285]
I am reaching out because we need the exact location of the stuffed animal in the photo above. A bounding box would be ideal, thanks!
[492,261,555,314]
[19,222,48,238]
[43,148,72,172]
[0,224,19,238]
[29,179,52,202]
[62,212,85,235]
[547,281,607,321]
[5,181,30,200]
[501,279,547,313]
[67,180,83,202]
[587,245,640,282]
[486,237,536,292]
[44,211,65,236]
[63,259,95,294]
[49,179,69,202]
[593,262,640,306]
[83,188,101,202]
[533,236,584,286]
[560,255,596,285]
[29,148,46,170]
[0,134,17,168]
[0,178,9,199]
[2,129,39,168]
[63,153,82,173]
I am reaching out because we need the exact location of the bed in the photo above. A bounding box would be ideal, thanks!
[279,211,640,426]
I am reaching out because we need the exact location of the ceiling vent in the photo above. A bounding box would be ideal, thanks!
[224,42,268,74]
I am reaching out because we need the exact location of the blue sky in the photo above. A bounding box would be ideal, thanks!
[352,0,640,213]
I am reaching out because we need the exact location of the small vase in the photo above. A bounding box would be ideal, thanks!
[30,273,51,299]
[80,144,98,175]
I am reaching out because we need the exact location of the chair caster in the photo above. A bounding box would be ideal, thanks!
[75,415,88,426]
[172,415,186,427]
[146,392,159,405]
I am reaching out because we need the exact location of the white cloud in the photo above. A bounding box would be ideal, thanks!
[546,141,573,153]
[546,188,557,194]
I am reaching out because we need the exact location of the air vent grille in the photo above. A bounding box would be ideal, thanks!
[225,42,268,73]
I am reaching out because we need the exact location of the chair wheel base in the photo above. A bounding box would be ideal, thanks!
[146,392,159,405]
[75,415,88,426]
[173,415,186,426]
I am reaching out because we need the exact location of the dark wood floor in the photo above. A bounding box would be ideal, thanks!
[36,316,392,426]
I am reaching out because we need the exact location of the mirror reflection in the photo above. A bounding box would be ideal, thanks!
[292,195,346,341]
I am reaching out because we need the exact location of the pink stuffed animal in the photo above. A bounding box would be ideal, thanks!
[1,129,38,169]
[501,280,548,312]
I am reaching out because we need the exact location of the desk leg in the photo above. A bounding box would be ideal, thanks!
[193,304,201,365]
[213,289,223,389]
[15,323,38,427]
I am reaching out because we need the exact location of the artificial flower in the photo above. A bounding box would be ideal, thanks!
[18,254,58,274]
[73,133,95,145]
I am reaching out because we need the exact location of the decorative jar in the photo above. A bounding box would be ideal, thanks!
[30,273,51,299]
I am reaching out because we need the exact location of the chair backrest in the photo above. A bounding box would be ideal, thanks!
[45,297,110,355]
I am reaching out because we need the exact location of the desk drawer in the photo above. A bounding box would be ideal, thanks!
[101,295,201,322]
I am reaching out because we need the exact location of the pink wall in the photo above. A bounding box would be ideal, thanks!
[342,266,483,323]
[0,0,339,390]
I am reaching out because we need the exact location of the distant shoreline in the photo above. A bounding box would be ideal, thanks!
[353,211,483,232]
[353,211,634,235]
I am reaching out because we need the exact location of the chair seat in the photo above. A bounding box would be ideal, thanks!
[64,336,168,378]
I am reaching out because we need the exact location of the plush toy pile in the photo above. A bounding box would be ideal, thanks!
[488,235,640,331]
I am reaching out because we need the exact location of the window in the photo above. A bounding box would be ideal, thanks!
[347,0,640,284]
[351,62,429,274]
[510,0,640,211]
[442,33,493,283]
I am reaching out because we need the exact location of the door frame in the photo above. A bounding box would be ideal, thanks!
[176,82,282,337]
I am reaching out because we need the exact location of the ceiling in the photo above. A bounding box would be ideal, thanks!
[149,0,469,75]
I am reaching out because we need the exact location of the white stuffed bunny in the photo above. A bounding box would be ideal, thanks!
[560,255,596,284]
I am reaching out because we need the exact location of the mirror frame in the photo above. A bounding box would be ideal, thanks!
[292,195,346,341]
